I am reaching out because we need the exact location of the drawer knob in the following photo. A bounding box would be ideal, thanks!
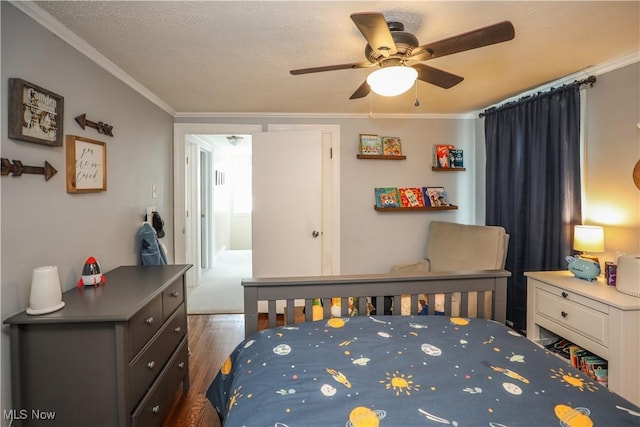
[174,326,182,333]
[147,361,156,369]
[561,292,569,298]
[152,405,160,414]
[145,316,154,325]
[178,362,185,369]
[171,291,180,298]
[561,311,568,318]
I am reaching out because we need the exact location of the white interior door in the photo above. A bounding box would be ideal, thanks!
[252,130,322,278]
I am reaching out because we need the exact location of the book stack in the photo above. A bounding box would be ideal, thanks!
[360,134,403,156]
[544,338,608,387]
[571,345,608,387]
[375,187,452,208]
[433,144,464,168]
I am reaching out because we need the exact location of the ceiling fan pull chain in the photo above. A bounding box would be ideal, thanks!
[414,82,420,107]
[369,93,374,118]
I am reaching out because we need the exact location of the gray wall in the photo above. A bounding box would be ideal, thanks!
[1,3,174,420]
[583,63,640,263]
[176,116,477,274]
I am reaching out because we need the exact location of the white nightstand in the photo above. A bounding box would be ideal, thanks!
[526,270,640,406]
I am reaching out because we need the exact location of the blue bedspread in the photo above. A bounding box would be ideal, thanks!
[207,316,640,426]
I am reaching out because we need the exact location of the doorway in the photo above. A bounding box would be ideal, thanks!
[173,123,341,314]
[184,132,253,314]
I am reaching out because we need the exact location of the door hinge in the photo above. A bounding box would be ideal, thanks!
[330,148,333,159]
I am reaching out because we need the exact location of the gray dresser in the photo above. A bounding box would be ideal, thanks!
[5,264,192,427]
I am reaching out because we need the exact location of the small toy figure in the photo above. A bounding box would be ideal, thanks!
[78,256,106,288]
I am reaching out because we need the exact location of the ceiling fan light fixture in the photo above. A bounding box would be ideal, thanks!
[366,66,418,97]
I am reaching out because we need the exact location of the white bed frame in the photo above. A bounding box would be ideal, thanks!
[243,270,510,336]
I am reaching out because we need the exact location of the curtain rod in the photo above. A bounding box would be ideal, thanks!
[479,75,596,118]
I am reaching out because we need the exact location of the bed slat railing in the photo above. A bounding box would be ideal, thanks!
[243,270,510,337]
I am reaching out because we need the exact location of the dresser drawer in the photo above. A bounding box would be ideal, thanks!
[163,277,184,319]
[132,339,189,427]
[535,286,608,346]
[129,304,186,408]
[129,295,164,358]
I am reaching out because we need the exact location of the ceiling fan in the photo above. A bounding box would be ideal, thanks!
[290,12,515,99]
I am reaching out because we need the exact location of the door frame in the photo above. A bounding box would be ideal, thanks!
[173,123,341,287]
[174,124,262,288]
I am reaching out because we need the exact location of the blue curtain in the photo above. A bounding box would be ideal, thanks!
[483,83,582,331]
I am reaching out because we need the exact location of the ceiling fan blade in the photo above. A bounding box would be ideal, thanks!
[290,62,372,75]
[413,64,464,89]
[351,12,397,57]
[349,80,371,99]
[411,21,515,61]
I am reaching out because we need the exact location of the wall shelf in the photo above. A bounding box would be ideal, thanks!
[432,167,466,171]
[357,154,406,160]
[374,205,458,212]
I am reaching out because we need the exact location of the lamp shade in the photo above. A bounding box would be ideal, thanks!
[366,66,418,97]
[573,225,604,253]
[27,265,65,315]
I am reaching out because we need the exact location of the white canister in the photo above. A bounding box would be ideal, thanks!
[27,265,66,315]
[616,254,640,297]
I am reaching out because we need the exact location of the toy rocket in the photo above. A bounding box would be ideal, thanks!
[78,256,106,288]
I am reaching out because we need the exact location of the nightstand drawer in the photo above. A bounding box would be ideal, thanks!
[129,304,186,408]
[535,286,608,346]
[129,295,164,358]
[162,277,184,319]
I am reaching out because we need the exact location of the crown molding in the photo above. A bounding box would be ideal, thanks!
[11,0,176,116]
[476,51,640,115]
[173,111,476,120]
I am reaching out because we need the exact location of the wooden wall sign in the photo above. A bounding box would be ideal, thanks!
[75,114,114,137]
[66,135,107,193]
[8,78,64,147]
[1,158,57,181]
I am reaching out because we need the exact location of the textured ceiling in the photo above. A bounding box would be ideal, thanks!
[31,1,640,116]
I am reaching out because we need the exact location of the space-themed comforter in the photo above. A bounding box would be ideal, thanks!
[207,315,640,426]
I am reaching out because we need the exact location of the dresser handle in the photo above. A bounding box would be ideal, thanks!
[561,311,568,318]
[171,291,180,298]
[561,292,569,298]
[152,405,160,414]
[174,326,181,333]
[178,362,185,369]
[147,361,155,369]
[145,316,154,325]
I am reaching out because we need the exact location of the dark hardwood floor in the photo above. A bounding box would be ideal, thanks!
[162,314,244,427]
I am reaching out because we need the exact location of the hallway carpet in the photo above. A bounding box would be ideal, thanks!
[186,250,251,314]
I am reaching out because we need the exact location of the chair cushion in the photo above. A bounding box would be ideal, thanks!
[425,221,507,271]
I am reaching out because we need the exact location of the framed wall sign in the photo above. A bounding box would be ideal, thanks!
[8,78,64,147]
[65,135,107,193]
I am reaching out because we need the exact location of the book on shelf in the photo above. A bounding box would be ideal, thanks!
[374,187,400,208]
[449,149,464,168]
[360,134,382,155]
[382,136,402,156]
[398,187,425,207]
[425,187,451,207]
[434,144,454,168]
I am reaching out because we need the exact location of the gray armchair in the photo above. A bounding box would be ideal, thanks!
[390,221,509,315]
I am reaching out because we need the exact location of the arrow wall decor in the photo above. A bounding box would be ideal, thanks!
[1,158,58,181]
[75,113,114,137]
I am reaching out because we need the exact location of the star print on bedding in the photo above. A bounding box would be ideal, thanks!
[207,316,640,426]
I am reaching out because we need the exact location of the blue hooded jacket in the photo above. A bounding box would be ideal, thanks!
[138,222,168,265]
